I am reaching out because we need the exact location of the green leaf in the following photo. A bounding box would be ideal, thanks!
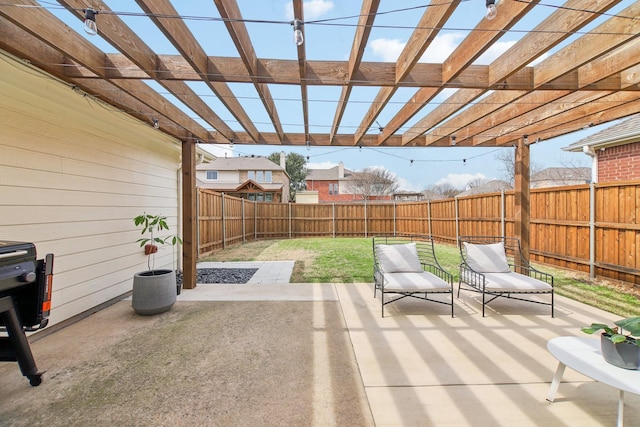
[615,317,640,337]
[610,334,628,344]
[581,323,614,335]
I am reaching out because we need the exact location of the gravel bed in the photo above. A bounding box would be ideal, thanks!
[176,268,258,285]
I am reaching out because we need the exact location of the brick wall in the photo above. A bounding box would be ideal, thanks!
[305,180,392,202]
[598,141,640,182]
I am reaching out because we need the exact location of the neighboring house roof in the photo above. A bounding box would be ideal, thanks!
[421,190,445,200]
[532,167,590,182]
[563,114,640,152]
[197,179,283,191]
[394,191,423,196]
[457,180,512,197]
[306,166,353,180]
[197,156,285,173]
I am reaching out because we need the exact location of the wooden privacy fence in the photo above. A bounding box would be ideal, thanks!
[198,181,640,288]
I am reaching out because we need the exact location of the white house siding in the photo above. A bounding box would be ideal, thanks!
[0,52,182,326]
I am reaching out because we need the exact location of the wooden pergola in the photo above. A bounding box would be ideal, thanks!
[2,0,639,289]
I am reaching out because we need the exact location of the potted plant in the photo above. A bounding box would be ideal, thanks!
[581,317,640,369]
[131,213,182,315]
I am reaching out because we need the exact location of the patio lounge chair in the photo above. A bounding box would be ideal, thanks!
[458,236,554,317]
[373,235,454,318]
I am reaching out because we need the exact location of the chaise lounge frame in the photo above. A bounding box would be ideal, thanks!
[373,235,454,318]
[458,236,554,317]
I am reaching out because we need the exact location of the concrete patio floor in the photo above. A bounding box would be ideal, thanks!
[2,276,639,426]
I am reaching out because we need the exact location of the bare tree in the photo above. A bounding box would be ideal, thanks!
[466,177,490,190]
[495,148,542,184]
[347,167,399,200]
[425,183,461,198]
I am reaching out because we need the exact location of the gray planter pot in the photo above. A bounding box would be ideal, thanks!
[601,333,640,370]
[132,269,177,315]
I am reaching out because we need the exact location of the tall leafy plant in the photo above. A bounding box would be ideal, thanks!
[134,213,182,272]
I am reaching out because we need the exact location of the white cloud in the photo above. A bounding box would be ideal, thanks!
[396,176,421,192]
[307,161,337,169]
[435,173,487,189]
[370,33,545,69]
[420,33,464,63]
[369,38,405,62]
[474,40,516,65]
[285,0,334,20]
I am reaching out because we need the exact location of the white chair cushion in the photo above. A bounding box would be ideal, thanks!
[375,243,423,273]
[483,272,553,293]
[382,271,450,292]
[463,242,511,273]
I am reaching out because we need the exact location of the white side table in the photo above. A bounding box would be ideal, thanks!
[547,336,640,427]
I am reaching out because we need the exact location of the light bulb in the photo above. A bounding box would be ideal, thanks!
[84,8,98,36]
[292,20,304,46]
[485,0,497,20]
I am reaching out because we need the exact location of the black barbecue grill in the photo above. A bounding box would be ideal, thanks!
[0,240,54,386]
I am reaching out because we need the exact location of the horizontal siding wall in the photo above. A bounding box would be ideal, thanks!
[0,52,182,326]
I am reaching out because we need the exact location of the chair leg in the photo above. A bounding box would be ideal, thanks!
[482,291,486,317]
[451,293,454,317]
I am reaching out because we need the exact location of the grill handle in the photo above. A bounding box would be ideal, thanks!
[0,250,29,260]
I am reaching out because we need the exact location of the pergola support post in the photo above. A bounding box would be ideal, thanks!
[181,139,197,290]
[514,138,531,263]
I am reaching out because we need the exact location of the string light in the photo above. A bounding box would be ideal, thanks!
[83,8,98,35]
[152,118,159,129]
[292,20,304,46]
[485,0,498,20]
[306,140,311,150]
[451,136,457,146]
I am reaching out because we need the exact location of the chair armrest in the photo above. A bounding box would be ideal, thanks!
[422,262,454,285]
[459,262,487,289]
[508,264,554,286]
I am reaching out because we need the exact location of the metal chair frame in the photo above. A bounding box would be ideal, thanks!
[457,236,554,317]
[373,235,454,318]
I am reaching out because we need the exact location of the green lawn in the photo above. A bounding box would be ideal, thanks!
[201,237,640,317]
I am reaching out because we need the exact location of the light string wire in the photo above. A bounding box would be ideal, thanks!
[7,0,640,34]
[2,2,629,149]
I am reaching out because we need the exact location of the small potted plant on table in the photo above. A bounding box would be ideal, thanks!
[132,213,182,315]
[581,317,640,369]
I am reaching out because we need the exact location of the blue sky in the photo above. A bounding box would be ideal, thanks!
[42,0,630,191]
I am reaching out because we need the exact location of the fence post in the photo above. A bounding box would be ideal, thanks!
[589,183,596,279]
[196,189,200,259]
[393,201,397,236]
[501,190,505,238]
[288,203,292,239]
[242,198,245,244]
[332,203,336,238]
[254,201,257,240]
[427,200,432,237]
[455,196,460,245]
[221,193,226,249]
[364,200,368,237]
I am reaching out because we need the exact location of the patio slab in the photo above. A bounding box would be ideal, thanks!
[1,278,638,426]
[336,283,640,426]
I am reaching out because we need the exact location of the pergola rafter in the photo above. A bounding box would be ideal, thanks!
[2,0,640,290]
[1,0,639,147]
